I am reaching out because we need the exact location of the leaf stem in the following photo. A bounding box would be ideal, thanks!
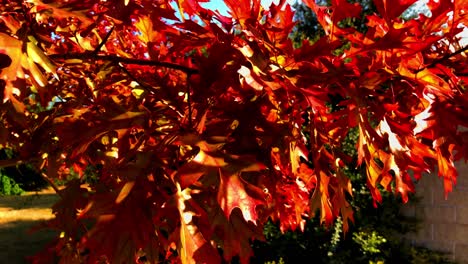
[117,63,155,94]
[0,159,23,168]
[49,53,199,74]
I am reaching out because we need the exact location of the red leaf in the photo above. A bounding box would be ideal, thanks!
[274,181,310,232]
[331,0,362,23]
[373,0,418,23]
[209,206,264,263]
[224,0,261,26]
[173,135,266,189]
[79,180,163,264]
[217,170,266,223]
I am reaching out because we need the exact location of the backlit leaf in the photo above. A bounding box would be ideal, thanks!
[217,170,266,223]
[0,0,466,262]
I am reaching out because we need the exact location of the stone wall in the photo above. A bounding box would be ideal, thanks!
[401,162,468,263]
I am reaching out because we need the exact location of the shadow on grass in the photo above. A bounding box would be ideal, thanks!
[0,193,59,210]
[0,219,59,264]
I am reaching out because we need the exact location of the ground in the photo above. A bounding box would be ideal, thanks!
[0,188,58,264]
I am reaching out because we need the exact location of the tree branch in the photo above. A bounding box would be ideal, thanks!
[117,63,184,117]
[0,159,24,168]
[417,45,468,72]
[49,53,199,74]
[92,26,115,55]
[41,172,62,194]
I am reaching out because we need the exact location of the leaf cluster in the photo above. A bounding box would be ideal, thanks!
[0,0,467,263]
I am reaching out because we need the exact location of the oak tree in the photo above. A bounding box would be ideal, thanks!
[0,0,467,263]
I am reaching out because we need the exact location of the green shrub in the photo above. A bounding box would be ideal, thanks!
[251,129,455,264]
[252,196,455,264]
[0,171,24,195]
[352,230,386,257]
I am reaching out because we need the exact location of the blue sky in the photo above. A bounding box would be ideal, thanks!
[194,0,468,46]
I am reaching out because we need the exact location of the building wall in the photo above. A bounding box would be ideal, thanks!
[401,162,468,263]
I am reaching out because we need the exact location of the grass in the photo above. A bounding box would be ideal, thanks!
[0,188,59,264]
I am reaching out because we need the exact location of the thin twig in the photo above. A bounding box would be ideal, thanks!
[0,158,25,168]
[50,53,199,74]
[41,172,62,194]
[92,26,115,55]
[417,45,468,73]
[0,158,40,168]
[187,73,192,128]
[117,63,156,94]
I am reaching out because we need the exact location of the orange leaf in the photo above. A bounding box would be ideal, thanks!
[436,149,458,198]
[115,181,135,204]
[176,184,220,264]
[310,172,334,226]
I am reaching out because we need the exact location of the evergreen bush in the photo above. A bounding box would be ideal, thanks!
[0,170,24,195]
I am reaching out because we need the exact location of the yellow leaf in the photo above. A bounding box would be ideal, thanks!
[0,33,56,107]
[132,88,145,99]
[26,36,57,77]
[272,55,286,66]
[135,15,160,43]
[27,57,47,87]
[29,0,93,27]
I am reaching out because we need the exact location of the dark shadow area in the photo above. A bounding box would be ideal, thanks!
[0,149,48,192]
[0,193,59,210]
[0,220,59,264]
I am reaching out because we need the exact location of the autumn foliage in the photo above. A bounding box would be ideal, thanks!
[0,0,467,263]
